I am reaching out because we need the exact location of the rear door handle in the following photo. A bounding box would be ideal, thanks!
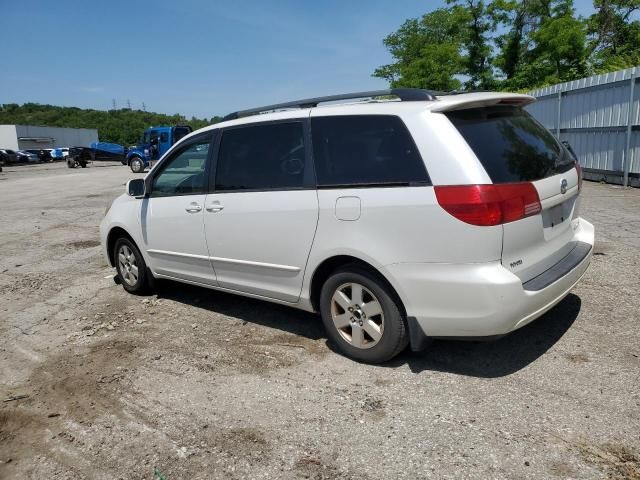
[185,202,202,213]
[206,204,224,213]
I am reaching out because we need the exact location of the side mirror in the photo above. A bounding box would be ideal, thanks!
[127,178,146,197]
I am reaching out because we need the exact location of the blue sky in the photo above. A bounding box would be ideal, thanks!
[0,0,596,119]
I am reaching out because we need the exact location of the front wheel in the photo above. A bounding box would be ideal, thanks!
[130,157,144,173]
[319,267,409,363]
[114,237,151,294]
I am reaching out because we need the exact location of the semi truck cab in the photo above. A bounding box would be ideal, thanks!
[126,125,192,173]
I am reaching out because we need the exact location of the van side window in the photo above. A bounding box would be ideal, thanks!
[215,123,307,191]
[311,115,429,187]
[150,137,210,197]
[160,132,169,143]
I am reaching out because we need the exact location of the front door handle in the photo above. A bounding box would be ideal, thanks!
[206,204,224,213]
[185,202,202,213]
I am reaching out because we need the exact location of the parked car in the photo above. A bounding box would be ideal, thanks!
[25,149,55,162]
[16,150,40,162]
[41,149,53,162]
[100,88,594,363]
[50,148,69,161]
[0,149,17,164]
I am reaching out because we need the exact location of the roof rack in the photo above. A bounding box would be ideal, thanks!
[222,88,442,121]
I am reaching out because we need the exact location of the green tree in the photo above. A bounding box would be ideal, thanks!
[587,0,640,71]
[492,0,588,89]
[372,9,466,91]
[448,0,497,89]
[491,0,532,81]
[374,2,498,91]
[374,0,608,93]
[529,11,588,83]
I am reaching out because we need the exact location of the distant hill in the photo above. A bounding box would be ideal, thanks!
[0,103,221,146]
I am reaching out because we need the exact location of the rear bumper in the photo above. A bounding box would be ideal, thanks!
[386,217,594,343]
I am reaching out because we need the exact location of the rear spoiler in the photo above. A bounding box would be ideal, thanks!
[431,93,536,113]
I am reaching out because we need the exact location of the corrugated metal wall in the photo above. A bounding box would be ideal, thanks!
[527,66,640,186]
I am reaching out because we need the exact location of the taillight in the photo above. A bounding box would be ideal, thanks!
[434,183,541,226]
[575,162,583,192]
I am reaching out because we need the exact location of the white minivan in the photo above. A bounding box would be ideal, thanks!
[100,89,594,363]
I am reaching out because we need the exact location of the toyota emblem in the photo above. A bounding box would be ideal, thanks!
[560,178,568,194]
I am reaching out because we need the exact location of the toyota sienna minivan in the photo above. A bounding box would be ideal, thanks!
[100,88,594,363]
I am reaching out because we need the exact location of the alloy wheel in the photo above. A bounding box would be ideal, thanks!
[330,282,384,349]
[118,245,139,286]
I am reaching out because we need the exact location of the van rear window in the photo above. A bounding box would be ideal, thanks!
[446,106,574,183]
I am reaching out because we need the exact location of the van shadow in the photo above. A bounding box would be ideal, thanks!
[154,281,581,378]
[154,281,326,341]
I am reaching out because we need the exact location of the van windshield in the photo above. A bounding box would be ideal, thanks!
[446,106,574,183]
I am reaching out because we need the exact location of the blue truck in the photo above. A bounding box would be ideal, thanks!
[125,125,192,173]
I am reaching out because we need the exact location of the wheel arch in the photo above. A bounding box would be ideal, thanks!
[127,154,142,166]
[308,255,407,317]
[106,226,136,267]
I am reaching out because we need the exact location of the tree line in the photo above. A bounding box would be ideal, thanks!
[0,103,220,146]
[373,0,640,91]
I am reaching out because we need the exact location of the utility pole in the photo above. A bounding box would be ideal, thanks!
[623,72,637,188]
[142,102,147,112]
[111,99,117,110]
[127,99,131,109]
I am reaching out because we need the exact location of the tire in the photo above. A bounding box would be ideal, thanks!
[80,162,87,168]
[113,237,151,294]
[67,159,75,168]
[319,266,408,363]
[130,157,144,173]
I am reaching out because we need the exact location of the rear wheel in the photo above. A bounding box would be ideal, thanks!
[114,237,150,294]
[320,267,408,363]
[67,158,75,168]
[130,157,144,173]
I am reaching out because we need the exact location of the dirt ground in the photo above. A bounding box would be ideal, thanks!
[0,161,639,479]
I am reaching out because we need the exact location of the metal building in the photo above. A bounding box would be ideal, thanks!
[527,66,639,187]
[0,125,98,151]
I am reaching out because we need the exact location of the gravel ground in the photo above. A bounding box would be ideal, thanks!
[0,161,639,479]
